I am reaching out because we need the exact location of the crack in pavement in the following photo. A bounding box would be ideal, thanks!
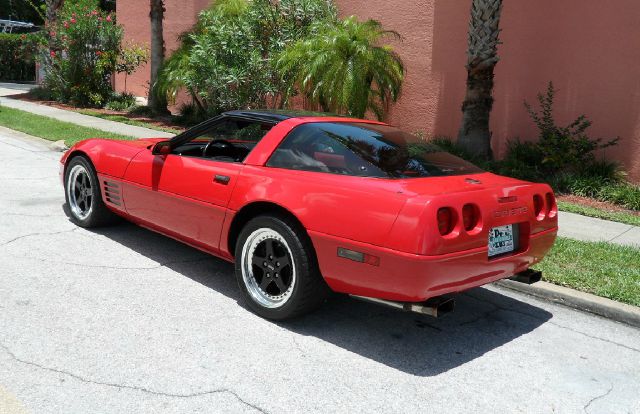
[0,341,268,413]
[548,321,640,353]
[465,290,640,353]
[5,254,212,271]
[3,212,59,218]
[3,176,53,181]
[0,228,78,247]
[584,384,613,412]
[608,226,635,243]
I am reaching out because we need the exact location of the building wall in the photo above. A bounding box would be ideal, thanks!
[116,0,640,182]
[115,0,210,98]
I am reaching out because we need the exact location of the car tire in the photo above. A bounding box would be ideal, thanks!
[235,214,329,320]
[64,156,118,228]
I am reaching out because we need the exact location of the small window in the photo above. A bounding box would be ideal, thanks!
[267,122,483,178]
[173,118,273,162]
[196,119,272,143]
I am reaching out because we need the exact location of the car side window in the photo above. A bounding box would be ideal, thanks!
[173,118,273,162]
[266,123,387,177]
[197,119,271,143]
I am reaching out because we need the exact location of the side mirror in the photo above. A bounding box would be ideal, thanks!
[152,141,172,156]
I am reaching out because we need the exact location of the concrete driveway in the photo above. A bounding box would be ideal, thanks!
[1,128,639,414]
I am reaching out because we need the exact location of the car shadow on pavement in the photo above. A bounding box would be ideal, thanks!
[88,220,553,377]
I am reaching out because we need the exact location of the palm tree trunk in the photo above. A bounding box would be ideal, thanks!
[457,0,503,160]
[149,0,169,114]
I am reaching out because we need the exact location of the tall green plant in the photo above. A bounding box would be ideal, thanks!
[524,81,619,174]
[277,16,404,120]
[44,0,122,106]
[154,0,336,117]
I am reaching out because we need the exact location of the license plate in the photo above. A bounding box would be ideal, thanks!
[488,224,516,257]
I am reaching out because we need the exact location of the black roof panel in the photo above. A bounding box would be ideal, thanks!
[223,109,343,123]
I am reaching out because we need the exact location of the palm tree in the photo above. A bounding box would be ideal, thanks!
[277,16,404,120]
[457,0,503,159]
[149,0,168,114]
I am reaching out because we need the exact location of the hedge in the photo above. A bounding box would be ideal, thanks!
[0,33,40,82]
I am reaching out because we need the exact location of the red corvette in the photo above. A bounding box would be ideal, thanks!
[60,110,557,319]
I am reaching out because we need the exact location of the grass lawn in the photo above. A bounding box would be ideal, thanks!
[0,105,133,146]
[534,237,640,307]
[557,201,640,227]
[77,109,182,135]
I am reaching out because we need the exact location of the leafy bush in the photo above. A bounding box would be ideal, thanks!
[568,179,640,211]
[155,0,337,118]
[127,105,155,117]
[0,33,41,82]
[174,102,205,126]
[105,92,136,111]
[28,85,54,100]
[43,0,123,107]
[277,16,404,120]
[522,82,619,175]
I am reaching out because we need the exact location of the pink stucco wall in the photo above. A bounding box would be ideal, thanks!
[116,0,640,182]
[115,0,210,98]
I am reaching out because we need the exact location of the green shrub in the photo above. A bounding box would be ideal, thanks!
[174,102,206,126]
[520,82,619,176]
[105,92,136,111]
[127,105,154,117]
[43,0,123,107]
[155,0,337,116]
[28,85,54,100]
[595,184,640,211]
[0,33,41,82]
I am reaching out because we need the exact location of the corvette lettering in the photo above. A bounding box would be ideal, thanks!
[493,206,528,218]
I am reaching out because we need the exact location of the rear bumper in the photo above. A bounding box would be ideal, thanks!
[309,228,557,302]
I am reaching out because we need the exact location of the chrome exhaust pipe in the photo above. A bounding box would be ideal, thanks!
[350,294,455,317]
[509,269,542,284]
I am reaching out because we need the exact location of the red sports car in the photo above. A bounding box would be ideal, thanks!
[60,110,557,320]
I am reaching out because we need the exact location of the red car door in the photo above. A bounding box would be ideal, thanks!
[121,116,275,253]
[122,150,241,253]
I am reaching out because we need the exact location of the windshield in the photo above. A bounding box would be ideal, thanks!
[267,122,483,178]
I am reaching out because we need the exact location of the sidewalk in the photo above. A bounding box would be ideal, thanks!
[558,211,640,247]
[0,83,173,139]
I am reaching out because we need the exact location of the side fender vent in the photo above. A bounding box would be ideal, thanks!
[103,180,122,206]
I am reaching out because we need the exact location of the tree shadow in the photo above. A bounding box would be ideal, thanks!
[87,221,552,377]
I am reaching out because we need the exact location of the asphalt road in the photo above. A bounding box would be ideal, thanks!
[1,128,639,414]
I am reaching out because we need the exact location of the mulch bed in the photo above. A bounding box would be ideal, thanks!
[557,194,640,216]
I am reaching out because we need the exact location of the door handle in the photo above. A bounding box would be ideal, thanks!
[214,174,231,185]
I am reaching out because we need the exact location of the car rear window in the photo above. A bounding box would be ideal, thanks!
[267,122,483,178]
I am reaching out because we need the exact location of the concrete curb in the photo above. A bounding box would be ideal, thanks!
[495,279,640,328]
[50,140,69,152]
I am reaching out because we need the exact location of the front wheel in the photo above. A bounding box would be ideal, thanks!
[64,156,118,228]
[235,215,328,320]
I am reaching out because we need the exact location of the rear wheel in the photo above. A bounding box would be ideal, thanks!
[235,215,328,320]
[64,156,118,228]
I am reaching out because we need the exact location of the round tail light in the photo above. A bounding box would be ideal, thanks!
[437,207,456,236]
[533,194,545,220]
[462,203,480,232]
